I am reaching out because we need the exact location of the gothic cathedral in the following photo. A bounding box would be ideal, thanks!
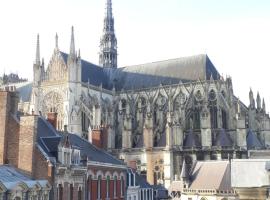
[17,0,270,188]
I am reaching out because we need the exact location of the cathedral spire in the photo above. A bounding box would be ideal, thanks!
[263,98,266,112]
[105,0,113,23]
[249,88,255,109]
[70,26,76,57]
[55,33,59,49]
[35,34,40,65]
[99,0,118,68]
[257,92,261,110]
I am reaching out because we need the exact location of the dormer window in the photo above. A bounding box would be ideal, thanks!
[58,147,71,166]
[72,149,81,165]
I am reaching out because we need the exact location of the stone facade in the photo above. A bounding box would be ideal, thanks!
[14,0,270,190]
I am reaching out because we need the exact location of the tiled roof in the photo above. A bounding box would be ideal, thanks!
[0,165,49,190]
[36,116,124,166]
[189,161,231,190]
[67,134,124,166]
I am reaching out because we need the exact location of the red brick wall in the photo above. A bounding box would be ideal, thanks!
[0,91,10,165]
[6,115,20,167]
[33,148,53,184]
[92,129,102,148]
[0,91,19,166]
[47,112,58,129]
[18,115,38,176]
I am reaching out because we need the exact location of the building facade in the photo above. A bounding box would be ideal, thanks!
[13,0,270,189]
[0,88,127,200]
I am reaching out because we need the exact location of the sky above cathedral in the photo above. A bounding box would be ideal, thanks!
[1,0,270,107]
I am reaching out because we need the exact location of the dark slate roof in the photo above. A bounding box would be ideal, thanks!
[127,168,152,189]
[37,117,59,138]
[60,52,110,89]
[135,135,144,148]
[0,165,30,182]
[246,129,263,150]
[183,130,200,148]
[105,54,220,91]
[157,133,166,147]
[61,52,220,91]
[180,160,189,179]
[214,129,233,147]
[0,165,49,190]
[36,116,124,166]
[67,134,124,165]
[135,173,152,189]
[13,82,32,102]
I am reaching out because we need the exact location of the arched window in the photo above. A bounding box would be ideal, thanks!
[209,90,218,129]
[106,176,110,198]
[98,175,102,199]
[113,176,117,198]
[120,176,124,197]
[222,109,227,129]
[58,184,63,200]
[88,175,92,200]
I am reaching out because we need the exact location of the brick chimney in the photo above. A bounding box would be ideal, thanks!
[92,127,103,148]
[128,160,137,170]
[47,112,58,129]
[0,90,19,166]
[91,126,109,149]
[18,115,38,176]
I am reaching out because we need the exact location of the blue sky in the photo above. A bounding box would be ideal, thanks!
[1,0,270,107]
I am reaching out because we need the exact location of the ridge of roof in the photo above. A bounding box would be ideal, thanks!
[121,54,208,69]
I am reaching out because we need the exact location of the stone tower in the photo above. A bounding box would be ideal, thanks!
[99,0,118,68]
[31,34,44,114]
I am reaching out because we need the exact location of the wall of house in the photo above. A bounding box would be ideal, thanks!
[0,90,19,166]
[54,165,126,200]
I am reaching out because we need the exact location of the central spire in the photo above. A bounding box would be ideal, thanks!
[99,0,118,68]
[106,0,113,20]
[35,34,40,65]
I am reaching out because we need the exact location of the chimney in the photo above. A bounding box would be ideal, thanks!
[18,115,38,176]
[47,112,58,129]
[0,90,19,165]
[128,160,137,170]
[88,126,92,143]
[92,127,103,148]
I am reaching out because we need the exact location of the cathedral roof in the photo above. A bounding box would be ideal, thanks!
[214,129,233,147]
[60,52,110,89]
[61,53,220,91]
[246,129,263,150]
[105,54,220,91]
[183,129,200,148]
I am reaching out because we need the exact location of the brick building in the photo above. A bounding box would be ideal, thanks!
[0,88,127,200]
